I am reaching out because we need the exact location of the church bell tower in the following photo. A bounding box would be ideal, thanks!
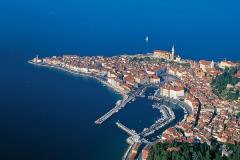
[171,45,175,60]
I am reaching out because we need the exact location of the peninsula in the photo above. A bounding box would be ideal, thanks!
[29,47,240,160]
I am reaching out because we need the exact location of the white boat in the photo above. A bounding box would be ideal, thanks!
[145,36,149,43]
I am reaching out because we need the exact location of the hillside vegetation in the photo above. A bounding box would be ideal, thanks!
[148,142,240,160]
[211,68,239,100]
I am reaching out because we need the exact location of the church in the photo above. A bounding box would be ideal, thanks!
[153,46,175,61]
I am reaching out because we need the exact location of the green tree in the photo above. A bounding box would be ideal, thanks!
[237,112,240,118]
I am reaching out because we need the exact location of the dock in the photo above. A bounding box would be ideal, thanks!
[116,121,137,136]
[139,105,175,137]
[95,95,134,124]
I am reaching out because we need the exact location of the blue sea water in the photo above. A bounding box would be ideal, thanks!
[0,0,240,159]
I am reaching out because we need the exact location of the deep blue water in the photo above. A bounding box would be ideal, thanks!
[0,0,239,160]
[1,0,240,60]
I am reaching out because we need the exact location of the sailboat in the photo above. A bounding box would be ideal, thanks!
[145,36,149,43]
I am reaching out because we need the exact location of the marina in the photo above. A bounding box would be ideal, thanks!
[140,104,175,137]
[28,50,205,160]
[29,58,191,160]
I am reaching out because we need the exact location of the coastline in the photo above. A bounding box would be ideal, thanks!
[28,60,127,99]
[28,60,195,159]
[28,60,192,120]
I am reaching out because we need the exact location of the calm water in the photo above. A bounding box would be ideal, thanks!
[0,0,240,159]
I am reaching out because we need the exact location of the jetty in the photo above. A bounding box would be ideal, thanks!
[116,121,137,136]
[95,95,134,124]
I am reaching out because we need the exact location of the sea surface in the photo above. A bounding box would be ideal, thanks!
[0,0,239,160]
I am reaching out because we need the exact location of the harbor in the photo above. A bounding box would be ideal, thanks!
[115,103,180,160]
[139,104,175,137]
[29,56,191,160]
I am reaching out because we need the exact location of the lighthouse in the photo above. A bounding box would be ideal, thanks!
[36,55,39,62]
[33,54,42,63]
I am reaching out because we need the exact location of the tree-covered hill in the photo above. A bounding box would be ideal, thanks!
[148,142,240,160]
[211,68,239,100]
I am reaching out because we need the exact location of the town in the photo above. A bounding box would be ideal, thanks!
[29,46,240,160]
